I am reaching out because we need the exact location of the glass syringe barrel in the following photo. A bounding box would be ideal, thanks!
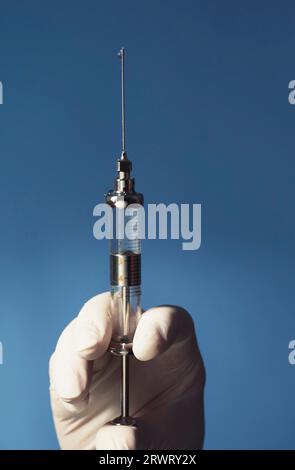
[106,153,143,354]
[109,239,142,352]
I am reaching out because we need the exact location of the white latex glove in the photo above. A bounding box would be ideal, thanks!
[49,292,205,450]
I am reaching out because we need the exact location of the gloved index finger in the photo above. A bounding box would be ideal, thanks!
[75,292,112,361]
[50,292,112,404]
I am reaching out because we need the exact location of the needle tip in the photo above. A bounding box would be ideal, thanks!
[118,47,125,57]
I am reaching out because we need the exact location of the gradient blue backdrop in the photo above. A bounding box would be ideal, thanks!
[0,0,294,449]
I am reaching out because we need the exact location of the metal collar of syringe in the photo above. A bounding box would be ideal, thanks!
[106,152,144,208]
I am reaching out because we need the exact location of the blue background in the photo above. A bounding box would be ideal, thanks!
[0,0,294,449]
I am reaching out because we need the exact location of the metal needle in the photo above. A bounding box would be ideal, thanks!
[118,47,126,154]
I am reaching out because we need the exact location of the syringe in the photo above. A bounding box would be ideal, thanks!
[106,48,143,426]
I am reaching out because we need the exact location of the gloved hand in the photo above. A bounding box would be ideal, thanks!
[49,292,205,450]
